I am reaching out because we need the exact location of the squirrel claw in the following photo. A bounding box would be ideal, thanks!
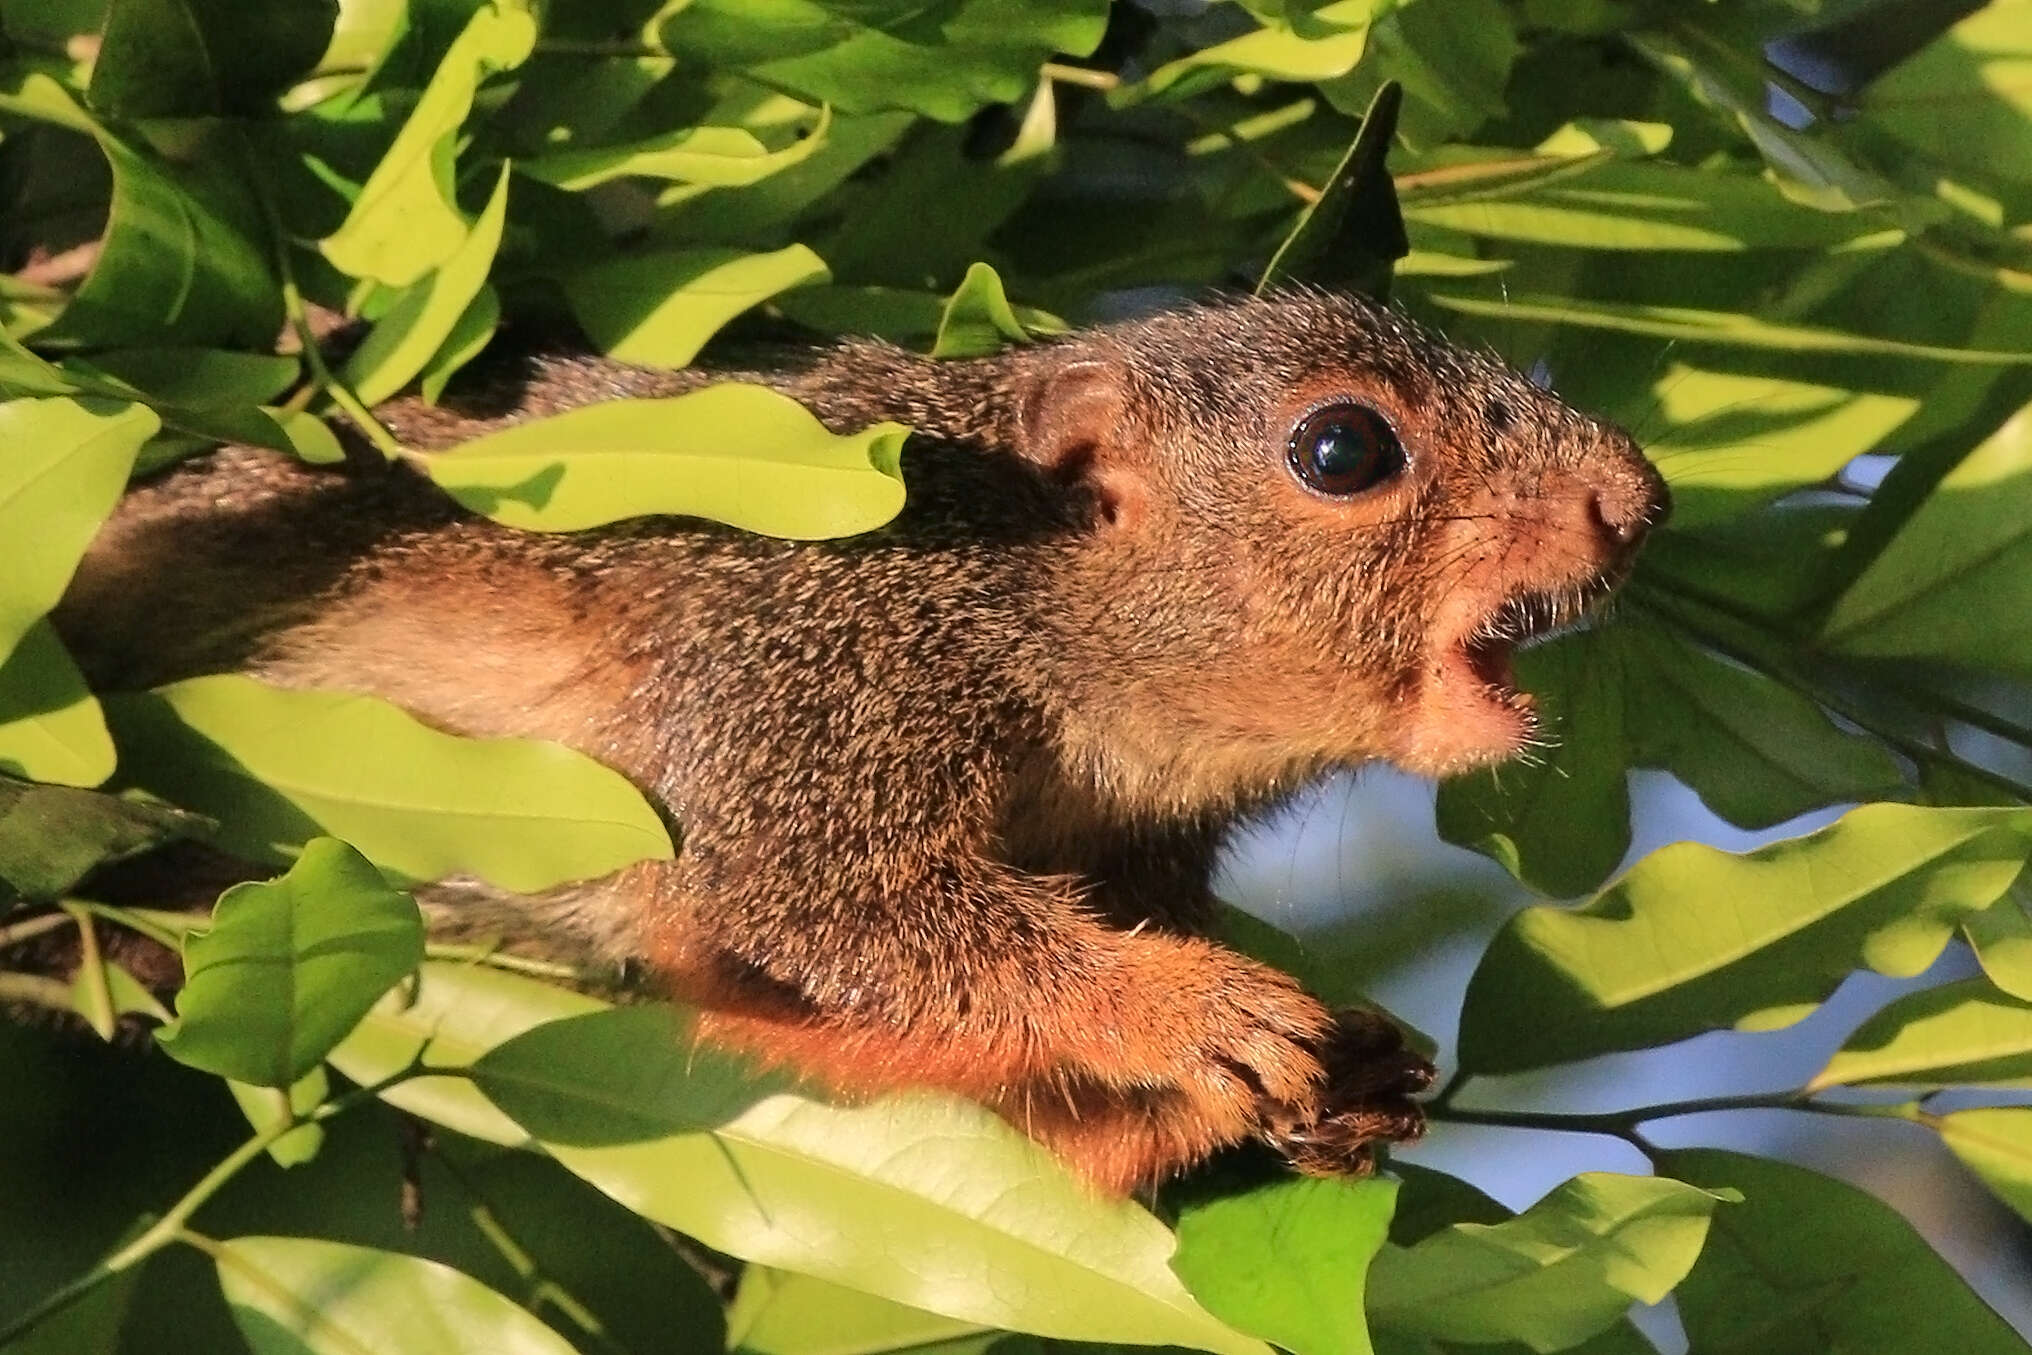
[1262,1007,1434,1177]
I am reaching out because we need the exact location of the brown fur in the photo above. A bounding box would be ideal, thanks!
[52,290,1666,1192]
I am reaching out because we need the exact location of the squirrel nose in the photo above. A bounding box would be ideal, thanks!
[1589,463,1670,547]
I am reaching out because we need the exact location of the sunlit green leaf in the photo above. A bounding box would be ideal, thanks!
[0,622,114,788]
[1810,978,2032,1091]
[321,2,537,286]
[327,959,604,1147]
[653,0,1108,123]
[522,113,834,192]
[1173,1174,1397,1355]
[0,397,159,666]
[1458,803,2032,1073]
[1937,1107,2032,1226]
[157,838,424,1087]
[562,244,830,367]
[214,1235,580,1355]
[343,161,512,405]
[227,1066,330,1168]
[727,1268,989,1355]
[1637,363,1918,527]
[468,1006,1268,1353]
[102,675,675,892]
[930,262,1037,358]
[1406,160,1885,251]
[1823,401,2032,677]
[1859,0,2032,192]
[1125,0,1384,103]
[1966,880,2032,1002]
[417,286,502,406]
[1427,293,2032,364]
[422,382,909,538]
[1367,1174,1730,1353]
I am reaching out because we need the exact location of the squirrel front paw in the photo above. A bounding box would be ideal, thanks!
[1261,1007,1435,1176]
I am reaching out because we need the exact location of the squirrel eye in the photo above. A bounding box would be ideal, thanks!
[1286,403,1404,497]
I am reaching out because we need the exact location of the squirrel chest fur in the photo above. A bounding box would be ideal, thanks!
[57,291,1668,1192]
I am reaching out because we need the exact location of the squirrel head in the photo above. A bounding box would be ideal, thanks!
[1000,290,1668,811]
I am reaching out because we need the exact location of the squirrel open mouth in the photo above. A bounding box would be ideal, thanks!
[1457,584,1605,704]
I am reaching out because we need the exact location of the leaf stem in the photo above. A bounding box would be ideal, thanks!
[0,1064,420,1346]
[1431,1087,1833,1145]
[0,909,74,950]
[64,899,188,949]
[1040,61,1121,92]
[234,126,407,461]
[0,970,75,1012]
[432,1148,622,1352]
[424,942,589,982]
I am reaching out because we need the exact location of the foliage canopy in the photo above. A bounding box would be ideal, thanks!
[3,0,2032,1352]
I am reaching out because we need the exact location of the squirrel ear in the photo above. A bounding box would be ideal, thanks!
[1018,357,1143,529]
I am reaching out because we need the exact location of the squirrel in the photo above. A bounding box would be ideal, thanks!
[52,289,1668,1193]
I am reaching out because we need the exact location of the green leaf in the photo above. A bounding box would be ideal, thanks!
[1822,401,2032,678]
[1627,29,1910,216]
[1809,978,2032,1091]
[1258,82,1407,300]
[422,382,910,538]
[1172,1174,1397,1355]
[271,408,347,466]
[1861,0,2032,191]
[468,1006,1268,1353]
[1404,160,1882,251]
[1366,1173,1730,1354]
[1457,803,2032,1074]
[1636,364,1919,527]
[36,130,281,350]
[157,838,424,1087]
[0,397,158,665]
[74,349,302,411]
[87,0,336,118]
[0,1252,140,1355]
[0,775,207,902]
[227,1066,331,1168]
[1615,619,1907,829]
[0,621,115,788]
[320,2,537,287]
[728,1268,988,1355]
[1425,292,2032,365]
[342,160,512,406]
[930,262,1035,359]
[327,959,605,1147]
[1436,610,1903,896]
[1320,0,1516,146]
[561,244,830,368]
[1125,0,1384,103]
[102,674,675,892]
[521,114,835,192]
[417,286,502,406]
[1966,880,2032,1002]
[1436,628,1631,899]
[778,283,1064,347]
[653,0,1109,123]
[1662,1149,2028,1355]
[213,1235,579,1355]
[1936,1107,2032,1226]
